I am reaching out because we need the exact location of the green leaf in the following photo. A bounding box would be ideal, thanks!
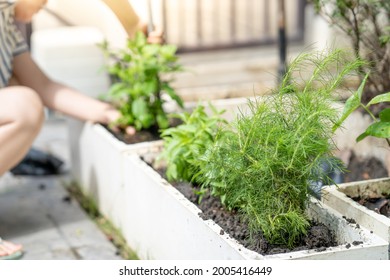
[143,80,158,95]
[138,113,154,128]
[379,108,390,122]
[134,31,147,47]
[333,93,360,131]
[175,124,197,134]
[357,121,390,142]
[166,163,178,181]
[157,113,169,129]
[142,44,159,57]
[162,83,184,108]
[355,73,369,101]
[107,83,127,97]
[118,114,134,126]
[367,92,390,107]
[160,45,177,59]
[333,74,369,131]
[131,98,149,117]
[356,131,369,142]
[134,120,143,131]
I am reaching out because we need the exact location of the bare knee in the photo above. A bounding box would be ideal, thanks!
[0,86,45,132]
[14,87,45,131]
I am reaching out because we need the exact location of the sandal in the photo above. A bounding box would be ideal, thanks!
[0,238,23,260]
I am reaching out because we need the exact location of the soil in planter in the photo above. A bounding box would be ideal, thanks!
[103,124,161,144]
[102,118,182,145]
[343,152,390,218]
[352,195,390,218]
[152,164,340,255]
[176,183,338,255]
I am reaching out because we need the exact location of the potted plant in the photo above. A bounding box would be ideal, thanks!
[119,50,388,259]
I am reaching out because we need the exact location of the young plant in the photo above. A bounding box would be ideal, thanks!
[333,73,390,146]
[101,32,183,131]
[159,104,227,183]
[196,50,365,248]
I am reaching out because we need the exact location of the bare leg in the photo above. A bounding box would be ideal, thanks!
[0,86,45,176]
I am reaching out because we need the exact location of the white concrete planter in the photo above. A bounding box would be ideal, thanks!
[68,96,389,259]
[67,118,159,231]
[322,178,390,259]
[68,97,251,230]
[119,142,388,260]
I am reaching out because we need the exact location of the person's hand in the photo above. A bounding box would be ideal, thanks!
[147,27,164,44]
[139,22,164,44]
[14,0,47,23]
[103,108,136,135]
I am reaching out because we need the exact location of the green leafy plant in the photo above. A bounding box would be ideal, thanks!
[159,104,227,183]
[311,0,390,107]
[334,73,390,145]
[101,32,183,131]
[195,50,365,248]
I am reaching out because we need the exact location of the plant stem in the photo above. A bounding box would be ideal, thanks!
[361,103,377,122]
[361,103,390,147]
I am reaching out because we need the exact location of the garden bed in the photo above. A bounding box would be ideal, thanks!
[66,99,390,259]
[118,142,388,260]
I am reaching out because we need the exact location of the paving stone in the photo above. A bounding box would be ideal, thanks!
[0,175,122,260]
[0,118,122,260]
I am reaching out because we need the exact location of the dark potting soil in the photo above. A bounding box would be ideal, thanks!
[343,152,390,218]
[103,124,161,144]
[168,179,338,256]
[102,118,182,144]
[152,151,389,254]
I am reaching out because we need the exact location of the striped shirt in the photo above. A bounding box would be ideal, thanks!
[0,1,29,88]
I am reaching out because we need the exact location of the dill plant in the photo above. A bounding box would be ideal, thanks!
[196,50,366,248]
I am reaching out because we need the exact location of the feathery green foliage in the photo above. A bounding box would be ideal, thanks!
[101,32,183,131]
[196,50,364,248]
[159,104,227,183]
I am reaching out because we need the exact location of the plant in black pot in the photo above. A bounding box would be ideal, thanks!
[100,32,184,143]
